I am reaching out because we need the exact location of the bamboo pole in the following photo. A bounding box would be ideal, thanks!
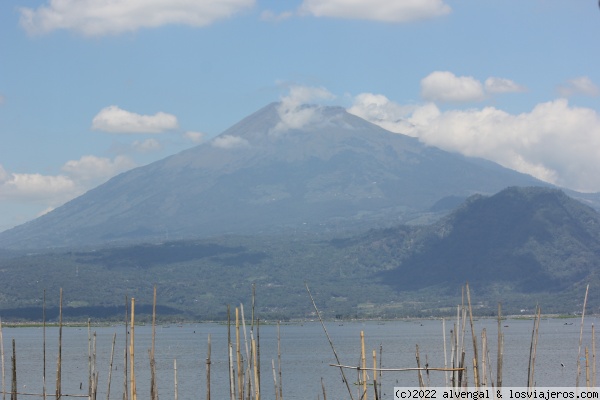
[1,317,5,400]
[527,306,541,389]
[257,319,261,397]
[252,339,260,400]
[585,347,590,388]
[378,345,382,396]
[10,340,15,400]
[150,287,157,400]
[229,344,236,400]
[360,331,367,400]
[577,284,590,388]
[372,350,379,400]
[88,319,92,398]
[56,288,63,400]
[330,364,465,372]
[277,321,283,400]
[107,333,116,400]
[481,329,487,387]
[592,324,596,388]
[497,303,503,388]
[415,345,425,388]
[92,332,98,400]
[442,319,448,388]
[123,296,128,400]
[43,291,46,400]
[240,304,252,400]
[236,308,243,400]
[271,360,279,400]
[320,378,327,400]
[173,359,178,400]
[228,305,233,400]
[465,283,479,388]
[129,298,136,400]
[207,334,212,400]
[305,283,355,400]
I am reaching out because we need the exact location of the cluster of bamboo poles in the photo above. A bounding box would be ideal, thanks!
[0,281,598,399]
[315,282,597,398]
[0,284,286,400]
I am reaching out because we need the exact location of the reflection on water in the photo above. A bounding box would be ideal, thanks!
[0,317,595,399]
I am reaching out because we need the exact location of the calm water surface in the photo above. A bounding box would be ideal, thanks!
[0,317,596,399]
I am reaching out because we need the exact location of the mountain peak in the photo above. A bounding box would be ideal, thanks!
[0,103,548,249]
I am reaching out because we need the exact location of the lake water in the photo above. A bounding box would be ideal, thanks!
[0,317,596,399]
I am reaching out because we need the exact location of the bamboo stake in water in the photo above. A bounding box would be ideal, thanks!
[576,284,590,389]
[43,290,46,400]
[107,333,116,400]
[305,283,355,400]
[123,295,128,400]
[481,329,487,387]
[207,334,212,400]
[465,282,479,388]
[271,360,279,400]
[56,288,63,400]
[415,345,425,389]
[372,350,379,400]
[228,305,233,400]
[378,344,382,396]
[321,377,327,400]
[442,319,448,388]
[229,345,236,400]
[10,340,15,400]
[150,287,158,400]
[497,303,503,389]
[240,304,252,400]
[0,317,5,400]
[360,331,367,400]
[592,324,596,388]
[252,339,260,400]
[129,298,136,400]
[174,359,178,400]
[585,347,590,388]
[527,306,541,389]
[88,319,92,398]
[277,321,283,400]
[92,331,98,400]
[236,308,243,400]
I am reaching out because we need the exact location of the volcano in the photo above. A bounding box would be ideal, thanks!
[0,102,547,249]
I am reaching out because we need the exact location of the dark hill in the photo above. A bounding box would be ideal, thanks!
[0,103,549,249]
[380,187,600,294]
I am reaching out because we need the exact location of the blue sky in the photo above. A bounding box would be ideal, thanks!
[1,0,599,232]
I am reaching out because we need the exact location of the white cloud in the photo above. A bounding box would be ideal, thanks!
[92,105,178,134]
[484,77,526,94]
[299,0,450,22]
[0,165,78,202]
[349,95,600,193]
[61,155,135,184]
[558,76,600,97]
[0,155,135,206]
[420,71,486,103]
[273,85,335,133]
[211,135,250,149]
[19,0,255,36]
[183,131,206,143]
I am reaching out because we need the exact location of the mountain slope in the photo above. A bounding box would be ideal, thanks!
[379,186,600,294]
[0,103,548,249]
